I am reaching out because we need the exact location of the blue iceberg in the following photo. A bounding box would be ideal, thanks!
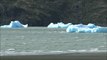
[66,23,107,33]
[92,27,107,33]
[66,25,78,32]
[47,23,59,28]
[87,23,96,28]
[47,22,71,28]
[0,20,28,28]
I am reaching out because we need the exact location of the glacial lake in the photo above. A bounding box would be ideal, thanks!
[0,27,107,56]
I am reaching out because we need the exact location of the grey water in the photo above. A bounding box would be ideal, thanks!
[0,27,107,55]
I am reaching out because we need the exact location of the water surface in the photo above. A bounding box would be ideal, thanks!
[0,27,107,55]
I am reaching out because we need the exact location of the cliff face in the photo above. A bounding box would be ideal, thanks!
[0,0,107,26]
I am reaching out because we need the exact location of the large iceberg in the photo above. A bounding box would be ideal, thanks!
[66,23,107,33]
[47,22,107,33]
[47,22,72,28]
[0,20,28,28]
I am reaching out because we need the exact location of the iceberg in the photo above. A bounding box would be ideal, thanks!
[66,25,78,32]
[47,23,59,28]
[58,22,72,28]
[47,22,72,28]
[87,23,96,28]
[92,27,107,33]
[66,23,107,33]
[0,20,28,28]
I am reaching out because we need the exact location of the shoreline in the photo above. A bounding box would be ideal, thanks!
[0,52,107,60]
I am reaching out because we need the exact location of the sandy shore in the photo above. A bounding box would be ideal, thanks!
[1,52,107,60]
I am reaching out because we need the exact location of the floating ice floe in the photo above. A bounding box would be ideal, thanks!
[66,23,107,33]
[47,22,72,28]
[0,20,28,28]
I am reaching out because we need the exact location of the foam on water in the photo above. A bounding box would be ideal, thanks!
[0,48,106,56]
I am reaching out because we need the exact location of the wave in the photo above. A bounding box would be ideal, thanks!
[0,49,106,56]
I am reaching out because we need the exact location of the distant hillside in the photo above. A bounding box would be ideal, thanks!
[0,0,107,26]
